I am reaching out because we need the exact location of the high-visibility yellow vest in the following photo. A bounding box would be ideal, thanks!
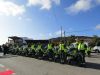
[31,44,35,50]
[59,44,67,52]
[78,43,85,50]
[59,44,65,50]
[37,45,42,50]
[87,47,91,51]
[48,44,52,50]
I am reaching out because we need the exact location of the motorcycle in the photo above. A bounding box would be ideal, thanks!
[44,49,55,61]
[35,49,44,59]
[59,50,67,64]
[28,48,36,57]
[67,48,85,66]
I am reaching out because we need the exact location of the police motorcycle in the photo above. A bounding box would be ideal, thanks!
[56,43,67,64]
[13,46,20,55]
[44,46,55,61]
[35,44,44,59]
[67,44,85,66]
[28,44,36,57]
[8,45,15,54]
[53,46,60,62]
[21,45,29,56]
[17,46,23,55]
[47,49,55,61]
[59,49,67,64]
[42,44,54,61]
[42,45,49,60]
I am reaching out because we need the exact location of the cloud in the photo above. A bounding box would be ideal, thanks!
[0,0,25,16]
[66,0,93,14]
[48,33,52,36]
[27,0,60,10]
[95,24,100,30]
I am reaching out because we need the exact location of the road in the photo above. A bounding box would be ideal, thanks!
[0,53,100,75]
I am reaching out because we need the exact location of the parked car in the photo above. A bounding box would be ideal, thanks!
[93,46,100,53]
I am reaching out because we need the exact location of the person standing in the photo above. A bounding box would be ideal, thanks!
[3,44,9,55]
[0,45,2,52]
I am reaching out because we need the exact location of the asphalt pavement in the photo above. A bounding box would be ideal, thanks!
[0,53,100,75]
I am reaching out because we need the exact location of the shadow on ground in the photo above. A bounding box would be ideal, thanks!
[85,62,100,70]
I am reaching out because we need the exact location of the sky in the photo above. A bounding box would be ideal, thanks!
[0,0,100,45]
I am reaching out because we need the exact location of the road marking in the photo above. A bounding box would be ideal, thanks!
[0,64,15,75]
[0,64,5,68]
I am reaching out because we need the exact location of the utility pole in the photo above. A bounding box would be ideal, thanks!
[61,26,62,42]
[64,31,65,43]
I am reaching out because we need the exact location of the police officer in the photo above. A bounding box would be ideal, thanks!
[47,42,54,59]
[0,45,2,52]
[2,44,9,55]
[86,44,91,57]
[47,42,53,52]
[78,39,87,63]
[30,43,35,56]
[31,43,35,51]
[59,42,66,53]
[36,43,42,56]
[58,41,67,63]
[39,43,42,50]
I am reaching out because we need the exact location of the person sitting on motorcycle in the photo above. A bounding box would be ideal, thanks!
[46,42,54,59]
[86,44,92,57]
[58,42,66,52]
[58,41,67,63]
[78,39,87,64]
[35,43,43,57]
[30,43,36,56]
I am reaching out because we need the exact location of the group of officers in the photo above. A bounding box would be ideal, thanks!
[0,39,92,65]
[30,39,91,63]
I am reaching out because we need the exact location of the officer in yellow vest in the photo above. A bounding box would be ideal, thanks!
[36,43,42,52]
[73,39,80,55]
[58,42,67,53]
[47,43,53,52]
[31,43,35,50]
[30,43,35,54]
[86,44,91,57]
[47,42,54,59]
[78,39,87,63]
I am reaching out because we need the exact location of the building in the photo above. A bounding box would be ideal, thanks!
[8,36,49,45]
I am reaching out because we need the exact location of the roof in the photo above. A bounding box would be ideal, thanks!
[8,36,33,40]
[8,36,22,40]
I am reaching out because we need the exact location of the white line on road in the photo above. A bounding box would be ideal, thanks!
[0,64,5,68]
